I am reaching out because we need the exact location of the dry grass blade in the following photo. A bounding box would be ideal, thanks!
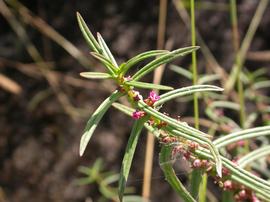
[5,0,93,68]
[142,0,168,199]
[0,73,22,94]
[0,0,79,120]
[225,0,269,92]
[247,51,270,62]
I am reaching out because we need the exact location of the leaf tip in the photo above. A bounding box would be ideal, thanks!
[79,145,85,157]
[76,12,83,22]
[79,135,87,157]
[218,87,224,91]
[216,163,222,178]
[97,32,102,38]
[79,150,84,157]
[79,72,86,77]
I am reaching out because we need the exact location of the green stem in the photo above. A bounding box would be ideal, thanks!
[222,191,234,202]
[190,0,199,129]
[189,0,204,199]
[225,0,269,92]
[190,169,202,198]
[198,174,207,202]
[230,0,246,129]
[223,2,242,201]
[230,0,249,152]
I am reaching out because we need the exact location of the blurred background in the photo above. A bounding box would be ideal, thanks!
[0,0,270,201]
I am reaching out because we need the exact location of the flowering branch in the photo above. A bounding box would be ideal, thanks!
[76,12,270,202]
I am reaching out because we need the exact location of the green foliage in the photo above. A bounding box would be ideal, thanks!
[76,12,270,202]
[77,159,147,202]
[132,46,199,81]
[80,91,123,156]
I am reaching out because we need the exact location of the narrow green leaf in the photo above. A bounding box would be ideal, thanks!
[244,112,258,129]
[112,102,135,116]
[80,72,111,79]
[123,196,149,202]
[125,81,174,91]
[205,107,240,129]
[139,100,210,138]
[214,125,270,148]
[118,118,146,201]
[198,74,221,84]
[238,146,270,168]
[97,32,118,67]
[252,67,268,79]
[154,85,223,106]
[121,50,169,74]
[119,62,126,71]
[91,52,117,75]
[190,170,203,198]
[159,145,196,202]
[208,101,240,111]
[76,12,101,53]
[253,80,270,90]
[100,174,119,200]
[76,177,95,185]
[170,65,192,79]
[143,123,160,138]
[99,185,118,201]
[132,46,200,81]
[102,173,120,184]
[80,91,123,156]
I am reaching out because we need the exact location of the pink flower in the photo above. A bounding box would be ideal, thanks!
[193,159,202,168]
[223,180,233,190]
[144,91,160,106]
[132,110,145,119]
[148,90,160,103]
[238,190,247,199]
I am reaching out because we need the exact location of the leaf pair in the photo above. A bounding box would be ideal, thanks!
[78,13,199,82]
[79,91,123,156]
[77,12,118,75]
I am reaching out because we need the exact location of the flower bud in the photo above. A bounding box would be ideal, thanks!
[223,180,233,190]
[238,190,247,200]
[193,159,202,168]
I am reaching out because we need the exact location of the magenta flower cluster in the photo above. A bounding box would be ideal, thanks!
[132,91,160,120]
[132,110,145,120]
[149,90,160,103]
